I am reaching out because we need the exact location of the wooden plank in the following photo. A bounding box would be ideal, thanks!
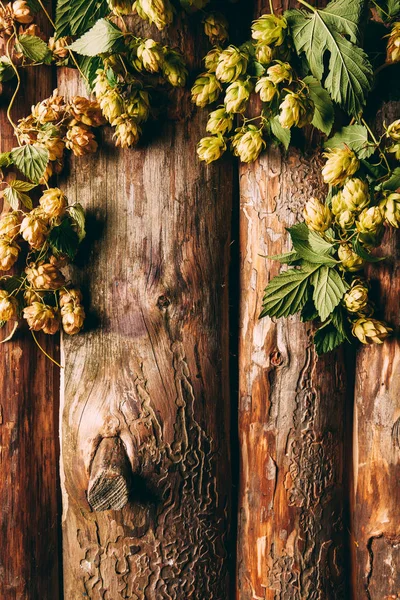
[237,2,351,598]
[351,101,400,600]
[0,6,61,599]
[57,19,234,599]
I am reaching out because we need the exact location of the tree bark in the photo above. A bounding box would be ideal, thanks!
[58,18,233,600]
[351,101,400,600]
[0,8,61,600]
[237,2,351,598]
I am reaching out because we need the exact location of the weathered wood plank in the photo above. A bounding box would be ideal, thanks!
[237,2,350,598]
[0,5,61,598]
[58,18,234,599]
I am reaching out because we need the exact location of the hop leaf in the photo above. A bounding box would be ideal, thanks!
[48,218,80,259]
[55,0,109,38]
[16,34,52,63]
[311,265,348,322]
[324,124,374,159]
[10,144,49,183]
[69,19,124,56]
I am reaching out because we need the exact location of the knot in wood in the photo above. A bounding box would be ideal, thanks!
[157,294,171,309]
[270,350,283,367]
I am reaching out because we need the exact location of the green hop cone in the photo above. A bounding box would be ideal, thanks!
[379,192,400,228]
[251,14,287,47]
[191,72,222,107]
[162,48,187,87]
[134,0,174,30]
[255,43,273,65]
[204,47,221,73]
[206,108,234,135]
[338,243,364,272]
[387,21,400,63]
[278,91,314,129]
[356,206,384,235]
[0,56,15,82]
[107,0,133,14]
[255,77,277,102]
[337,209,355,230]
[203,12,228,46]
[98,89,124,125]
[343,281,369,313]
[224,79,253,114]
[93,69,110,98]
[125,89,150,123]
[342,178,369,212]
[113,114,141,148]
[386,119,400,141]
[137,39,164,73]
[197,134,226,164]
[266,61,292,85]
[352,318,392,345]
[388,143,400,160]
[303,197,332,232]
[215,45,248,83]
[331,191,346,216]
[231,125,266,163]
[322,147,360,187]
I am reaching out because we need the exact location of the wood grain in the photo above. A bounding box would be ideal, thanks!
[58,16,234,599]
[0,3,61,598]
[236,2,351,598]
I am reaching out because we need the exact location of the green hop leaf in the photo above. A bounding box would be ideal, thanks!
[314,321,346,354]
[16,35,52,63]
[270,115,291,150]
[287,223,337,265]
[382,167,400,191]
[303,75,334,136]
[4,186,32,210]
[311,265,348,322]
[68,203,86,242]
[10,144,49,183]
[55,0,109,38]
[324,124,375,159]
[48,218,80,260]
[69,19,124,56]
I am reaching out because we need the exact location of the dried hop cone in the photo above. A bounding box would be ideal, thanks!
[162,49,187,87]
[107,0,133,14]
[352,318,392,345]
[197,134,226,164]
[12,0,33,23]
[251,14,287,47]
[341,178,369,212]
[267,61,292,85]
[343,281,369,313]
[32,90,66,124]
[386,118,400,141]
[203,12,229,46]
[61,302,85,335]
[387,22,400,63]
[338,243,364,272]
[24,288,44,305]
[279,91,314,129]
[380,192,400,228]
[65,124,98,156]
[224,79,253,114]
[191,72,222,107]
[20,213,48,249]
[48,36,70,61]
[303,197,332,233]
[0,290,18,321]
[23,302,60,334]
[206,108,234,136]
[0,4,14,36]
[36,127,65,161]
[0,237,20,270]
[231,126,266,163]
[39,187,67,218]
[322,147,360,187]
[215,46,248,84]
[113,115,141,148]
[134,0,174,31]
[59,288,83,307]
[137,39,164,73]
[25,263,65,290]
[69,96,105,127]
[204,47,221,73]
[0,211,21,237]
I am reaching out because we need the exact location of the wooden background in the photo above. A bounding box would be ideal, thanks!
[0,0,399,599]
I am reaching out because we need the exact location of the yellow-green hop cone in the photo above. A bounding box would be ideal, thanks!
[255,43,273,65]
[387,21,400,63]
[322,147,360,187]
[191,73,222,107]
[386,118,400,141]
[99,89,124,125]
[331,191,346,216]
[352,318,392,345]
[137,39,164,73]
[387,142,400,160]
[266,61,292,85]
[379,192,400,228]
[251,14,287,47]
[343,282,369,313]
[93,69,110,98]
[206,108,233,135]
[0,212,21,238]
[231,126,266,163]
[125,90,150,123]
[338,243,364,272]
[342,178,369,212]
[203,12,228,46]
[197,135,226,164]
[0,290,18,321]
[204,47,221,73]
[337,209,355,230]
[133,0,174,30]
[224,79,253,114]
[278,91,314,129]
[303,197,332,232]
[113,115,141,148]
[255,77,277,102]
[215,45,248,83]
[356,206,384,235]
[107,0,133,14]
[162,49,187,87]
[39,187,67,218]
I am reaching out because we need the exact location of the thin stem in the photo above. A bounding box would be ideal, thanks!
[361,117,391,173]
[5,33,21,133]
[269,0,274,14]
[31,331,63,368]
[296,0,316,11]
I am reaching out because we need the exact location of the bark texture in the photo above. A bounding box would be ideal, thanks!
[0,10,61,600]
[58,19,233,599]
[237,2,350,598]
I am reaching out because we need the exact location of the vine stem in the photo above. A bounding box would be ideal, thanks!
[296,0,316,11]
[5,32,21,133]
[31,331,63,368]
[361,117,391,174]
[269,0,274,14]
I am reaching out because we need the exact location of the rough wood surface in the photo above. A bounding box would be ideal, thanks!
[351,101,400,600]
[58,19,233,599]
[0,6,61,599]
[236,2,351,598]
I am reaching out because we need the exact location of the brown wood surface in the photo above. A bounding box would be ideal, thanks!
[236,2,351,598]
[0,4,61,599]
[351,101,400,600]
[57,17,234,600]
